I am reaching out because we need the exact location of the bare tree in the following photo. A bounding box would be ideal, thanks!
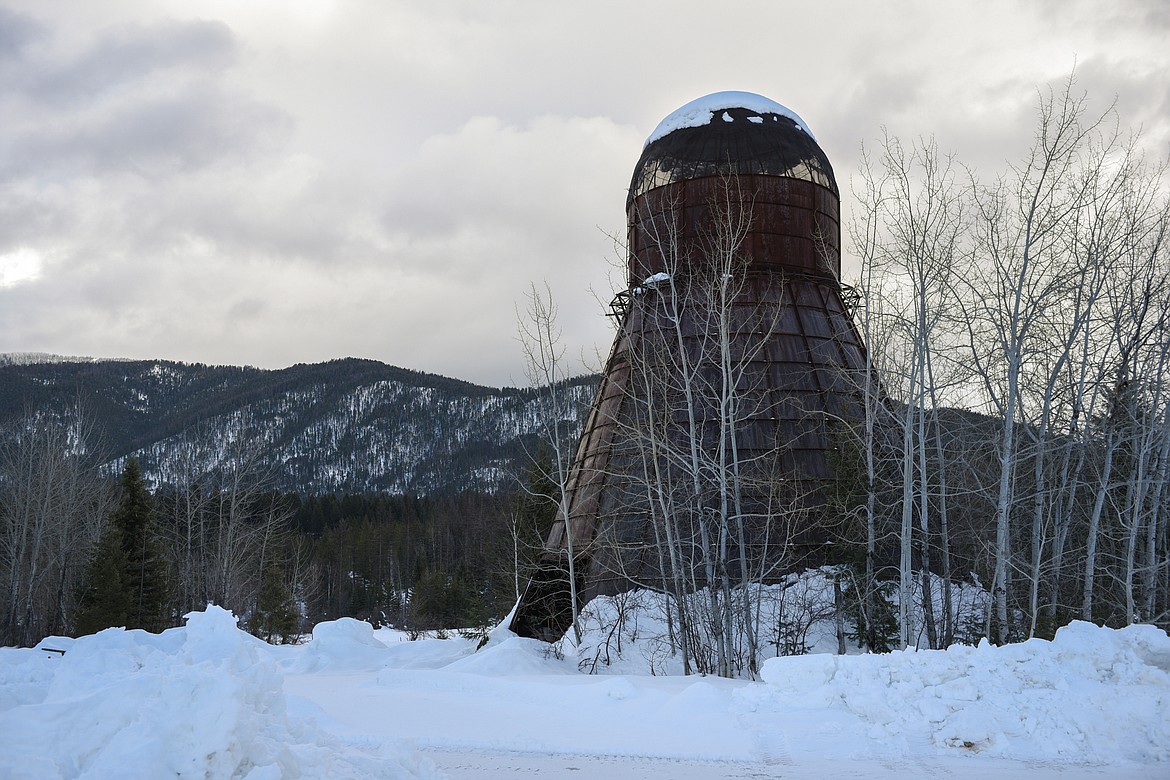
[157,416,294,621]
[854,69,1170,640]
[852,132,970,648]
[517,283,585,644]
[594,172,833,677]
[0,404,112,645]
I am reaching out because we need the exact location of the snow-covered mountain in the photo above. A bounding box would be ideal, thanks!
[0,356,596,494]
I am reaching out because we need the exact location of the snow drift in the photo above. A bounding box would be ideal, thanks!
[754,620,1170,762]
[0,606,433,779]
[1,601,1167,777]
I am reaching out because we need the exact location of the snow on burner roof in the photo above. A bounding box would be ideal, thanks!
[645,91,815,148]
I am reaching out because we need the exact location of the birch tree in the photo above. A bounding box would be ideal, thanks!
[517,283,585,644]
[0,406,111,645]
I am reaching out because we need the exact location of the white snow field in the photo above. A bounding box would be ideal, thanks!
[1,601,1167,779]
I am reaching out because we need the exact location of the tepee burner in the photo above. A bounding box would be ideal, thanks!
[510,93,873,641]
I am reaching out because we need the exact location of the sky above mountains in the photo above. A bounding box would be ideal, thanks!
[1,0,1168,387]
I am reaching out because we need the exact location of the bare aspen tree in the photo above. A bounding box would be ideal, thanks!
[961,76,1113,642]
[160,433,218,613]
[517,283,583,644]
[1001,126,1154,635]
[1089,187,1170,623]
[610,172,808,676]
[619,189,732,674]
[848,146,898,652]
[852,69,1170,641]
[156,416,294,620]
[0,404,111,645]
[853,133,967,648]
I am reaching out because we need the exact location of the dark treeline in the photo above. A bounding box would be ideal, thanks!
[0,404,560,646]
[286,487,551,630]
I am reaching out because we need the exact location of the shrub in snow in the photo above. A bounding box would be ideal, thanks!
[561,568,991,677]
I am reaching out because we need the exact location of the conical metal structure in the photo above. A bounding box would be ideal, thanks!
[511,93,872,640]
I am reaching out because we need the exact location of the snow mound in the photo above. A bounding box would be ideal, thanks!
[0,606,432,779]
[444,635,575,676]
[756,620,1170,762]
[645,91,815,147]
[378,635,480,671]
[0,644,60,712]
[562,571,990,676]
[289,617,394,673]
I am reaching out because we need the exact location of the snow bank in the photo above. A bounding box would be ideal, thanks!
[444,635,574,676]
[288,617,394,673]
[0,607,433,779]
[563,569,989,676]
[754,620,1170,762]
[4,598,1167,774]
[377,635,480,671]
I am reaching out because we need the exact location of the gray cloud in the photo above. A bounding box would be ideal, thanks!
[10,86,291,178]
[1037,0,1170,32]
[25,18,236,105]
[1,0,1167,387]
[0,7,43,60]
[1,15,286,183]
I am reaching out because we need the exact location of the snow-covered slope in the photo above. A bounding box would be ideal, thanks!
[0,352,110,366]
[0,358,596,494]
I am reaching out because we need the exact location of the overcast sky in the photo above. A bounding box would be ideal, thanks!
[1,1,1167,387]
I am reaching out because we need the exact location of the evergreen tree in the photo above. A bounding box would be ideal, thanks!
[112,457,173,632]
[74,523,130,636]
[509,450,560,582]
[409,569,453,629]
[514,449,559,542]
[250,564,298,643]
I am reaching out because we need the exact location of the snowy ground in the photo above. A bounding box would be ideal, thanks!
[1,603,1167,779]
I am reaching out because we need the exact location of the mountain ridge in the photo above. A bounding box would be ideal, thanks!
[0,355,596,495]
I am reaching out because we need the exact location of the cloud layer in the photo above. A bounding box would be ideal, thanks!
[1,0,1167,386]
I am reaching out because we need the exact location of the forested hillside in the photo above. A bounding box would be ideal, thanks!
[0,354,584,645]
[0,356,596,494]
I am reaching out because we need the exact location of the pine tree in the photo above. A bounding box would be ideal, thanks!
[74,524,131,636]
[409,569,451,629]
[250,564,298,643]
[515,449,559,542]
[111,457,173,632]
